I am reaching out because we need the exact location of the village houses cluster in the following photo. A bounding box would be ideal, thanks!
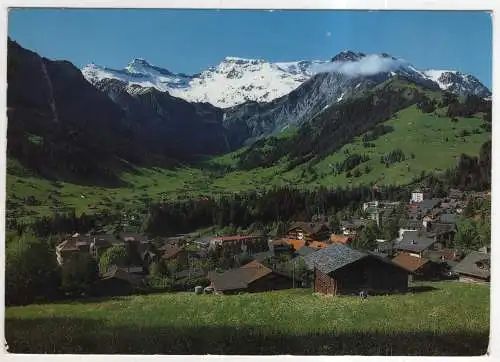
[56,187,491,297]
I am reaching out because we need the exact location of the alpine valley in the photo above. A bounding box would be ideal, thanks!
[6,38,492,226]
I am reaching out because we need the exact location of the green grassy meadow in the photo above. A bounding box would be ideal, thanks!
[306,105,489,188]
[6,101,490,223]
[4,281,490,355]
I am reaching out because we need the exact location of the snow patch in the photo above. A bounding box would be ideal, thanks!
[422,69,461,91]
[83,57,328,108]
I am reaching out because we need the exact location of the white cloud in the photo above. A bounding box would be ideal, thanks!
[311,54,409,77]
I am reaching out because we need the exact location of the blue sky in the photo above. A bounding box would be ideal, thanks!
[8,9,492,88]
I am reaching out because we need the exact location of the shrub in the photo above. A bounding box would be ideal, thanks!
[98,245,129,273]
[24,196,38,206]
[380,149,406,165]
[61,253,99,297]
[6,231,60,305]
[459,130,471,137]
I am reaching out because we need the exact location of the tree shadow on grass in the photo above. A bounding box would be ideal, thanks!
[5,317,489,356]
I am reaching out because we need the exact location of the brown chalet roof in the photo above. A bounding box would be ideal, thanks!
[392,253,430,273]
[208,261,273,291]
[240,260,273,282]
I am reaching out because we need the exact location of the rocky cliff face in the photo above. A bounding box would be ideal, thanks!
[7,39,236,182]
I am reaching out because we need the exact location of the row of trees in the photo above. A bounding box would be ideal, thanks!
[5,229,108,305]
[421,140,491,193]
[380,149,407,165]
[362,124,395,142]
[453,197,491,252]
[334,153,370,175]
[446,94,490,118]
[6,230,61,305]
[142,185,411,236]
[417,96,437,113]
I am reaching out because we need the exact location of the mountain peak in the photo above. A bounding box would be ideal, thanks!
[330,51,400,63]
[128,58,151,66]
[222,56,265,65]
[331,50,367,62]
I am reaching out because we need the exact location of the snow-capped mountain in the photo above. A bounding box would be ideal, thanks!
[422,70,491,98]
[82,51,490,109]
[83,57,328,108]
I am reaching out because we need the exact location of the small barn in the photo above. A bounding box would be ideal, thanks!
[453,251,490,284]
[92,265,145,297]
[207,260,294,294]
[304,244,409,296]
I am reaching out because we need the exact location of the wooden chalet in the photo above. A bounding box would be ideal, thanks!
[207,260,294,294]
[92,265,145,297]
[304,244,409,296]
[56,233,89,265]
[286,222,331,243]
[340,219,368,236]
[208,235,269,254]
[424,222,455,248]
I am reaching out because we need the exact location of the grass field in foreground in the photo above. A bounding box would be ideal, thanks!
[5,281,489,355]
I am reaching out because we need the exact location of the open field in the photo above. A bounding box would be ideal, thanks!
[307,105,489,188]
[5,281,489,355]
[6,103,490,223]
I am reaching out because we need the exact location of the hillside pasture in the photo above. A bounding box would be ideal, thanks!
[5,281,489,355]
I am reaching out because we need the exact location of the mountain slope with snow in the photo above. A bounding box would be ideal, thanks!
[82,51,491,109]
[422,69,491,98]
[83,57,328,108]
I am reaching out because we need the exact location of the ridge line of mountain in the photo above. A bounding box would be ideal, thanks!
[81,50,491,109]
